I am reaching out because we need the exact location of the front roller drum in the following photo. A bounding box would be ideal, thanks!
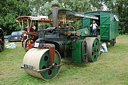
[86,37,100,62]
[22,48,61,80]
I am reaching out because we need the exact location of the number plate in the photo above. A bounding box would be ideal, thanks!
[34,43,39,47]
[24,64,33,69]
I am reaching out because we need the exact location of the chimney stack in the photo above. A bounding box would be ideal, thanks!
[51,4,59,27]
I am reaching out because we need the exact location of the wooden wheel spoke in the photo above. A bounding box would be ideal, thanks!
[24,38,33,51]
[25,46,31,51]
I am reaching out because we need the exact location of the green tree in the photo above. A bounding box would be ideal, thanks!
[0,0,31,35]
[29,0,90,15]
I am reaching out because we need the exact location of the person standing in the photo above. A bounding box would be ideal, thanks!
[90,20,98,35]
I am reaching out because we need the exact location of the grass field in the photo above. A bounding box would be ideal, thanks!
[0,35,128,85]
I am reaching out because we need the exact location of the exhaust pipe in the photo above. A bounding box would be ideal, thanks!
[51,4,59,27]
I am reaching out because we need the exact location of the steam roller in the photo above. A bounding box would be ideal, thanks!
[20,4,102,80]
[86,37,100,62]
[22,47,62,80]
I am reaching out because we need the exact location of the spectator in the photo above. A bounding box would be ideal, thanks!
[90,20,98,35]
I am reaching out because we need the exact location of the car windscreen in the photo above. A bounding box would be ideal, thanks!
[19,31,22,35]
[11,32,18,36]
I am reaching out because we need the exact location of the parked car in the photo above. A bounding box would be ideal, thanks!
[4,35,11,39]
[8,31,25,42]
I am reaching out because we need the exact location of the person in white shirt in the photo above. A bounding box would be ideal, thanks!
[90,20,98,35]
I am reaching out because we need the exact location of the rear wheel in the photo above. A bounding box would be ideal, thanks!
[86,37,100,62]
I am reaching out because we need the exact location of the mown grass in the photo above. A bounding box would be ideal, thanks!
[118,34,128,37]
[0,35,128,85]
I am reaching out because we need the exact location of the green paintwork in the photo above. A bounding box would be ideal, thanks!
[100,12,119,41]
[71,39,86,63]
[76,28,91,36]
[39,50,60,79]
[82,18,90,28]
[64,40,70,51]
[82,11,119,41]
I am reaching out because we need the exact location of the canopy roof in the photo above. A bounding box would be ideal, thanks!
[16,15,72,22]
[16,16,50,22]
[48,9,99,21]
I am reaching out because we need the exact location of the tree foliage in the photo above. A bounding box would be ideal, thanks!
[110,0,128,34]
[29,0,90,15]
[0,0,31,35]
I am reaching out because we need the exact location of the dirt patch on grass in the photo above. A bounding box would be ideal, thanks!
[117,37,128,43]
[5,42,22,47]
